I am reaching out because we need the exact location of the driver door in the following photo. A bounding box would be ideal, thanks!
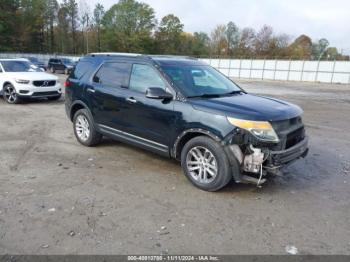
[121,63,177,150]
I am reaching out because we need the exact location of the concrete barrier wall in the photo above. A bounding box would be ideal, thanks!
[1,53,349,84]
[200,58,350,84]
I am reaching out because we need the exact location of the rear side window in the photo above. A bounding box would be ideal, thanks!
[73,61,94,79]
[93,62,131,88]
[129,64,167,93]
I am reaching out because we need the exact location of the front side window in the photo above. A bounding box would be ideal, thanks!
[129,64,167,93]
[161,65,242,97]
[93,62,131,88]
[1,60,41,72]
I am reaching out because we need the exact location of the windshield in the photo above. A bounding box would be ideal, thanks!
[161,65,242,97]
[62,58,74,65]
[27,57,39,63]
[1,60,42,72]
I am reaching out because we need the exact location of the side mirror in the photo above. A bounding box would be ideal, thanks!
[146,87,173,100]
[93,75,100,83]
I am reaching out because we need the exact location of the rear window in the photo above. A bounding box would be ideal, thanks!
[93,62,131,88]
[73,61,94,79]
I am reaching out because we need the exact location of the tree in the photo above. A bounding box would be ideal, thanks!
[155,14,184,54]
[62,0,79,54]
[191,32,210,56]
[226,21,239,56]
[0,0,21,51]
[45,0,59,52]
[288,34,313,59]
[237,27,256,57]
[210,25,228,56]
[102,0,156,52]
[254,25,273,57]
[269,33,290,58]
[93,3,105,52]
[80,0,91,53]
[312,38,330,60]
[57,5,70,53]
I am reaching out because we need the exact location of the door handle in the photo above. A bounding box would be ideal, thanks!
[126,97,137,104]
[87,87,95,93]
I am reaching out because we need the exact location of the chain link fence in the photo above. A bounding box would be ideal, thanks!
[1,53,349,84]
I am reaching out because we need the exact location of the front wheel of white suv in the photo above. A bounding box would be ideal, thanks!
[3,84,21,104]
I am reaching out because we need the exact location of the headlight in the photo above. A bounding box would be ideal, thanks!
[227,117,279,142]
[15,79,30,84]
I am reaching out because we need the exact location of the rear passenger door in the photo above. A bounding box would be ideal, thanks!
[85,61,132,131]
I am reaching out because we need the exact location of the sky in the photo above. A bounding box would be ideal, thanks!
[88,0,350,54]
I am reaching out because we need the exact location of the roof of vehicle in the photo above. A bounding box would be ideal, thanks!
[85,53,206,66]
[0,58,29,62]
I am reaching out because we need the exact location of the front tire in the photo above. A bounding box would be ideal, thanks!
[181,136,232,192]
[73,109,102,146]
[3,84,21,104]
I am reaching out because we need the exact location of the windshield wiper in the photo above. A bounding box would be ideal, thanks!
[221,90,244,96]
[187,91,244,99]
[187,93,222,98]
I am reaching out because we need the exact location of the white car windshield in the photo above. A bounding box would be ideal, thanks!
[1,61,41,72]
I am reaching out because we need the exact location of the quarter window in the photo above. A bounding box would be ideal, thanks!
[129,64,167,93]
[73,61,94,79]
[93,62,131,88]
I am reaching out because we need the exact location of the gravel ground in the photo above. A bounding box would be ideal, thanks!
[0,75,349,255]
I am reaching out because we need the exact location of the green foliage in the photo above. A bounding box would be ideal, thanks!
[155,14,184,54]
[102,0,156,53]
[0,0,346,60]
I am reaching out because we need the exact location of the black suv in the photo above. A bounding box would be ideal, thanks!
[65,53,308,191]
[48,58,75,74]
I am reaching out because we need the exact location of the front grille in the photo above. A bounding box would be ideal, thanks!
[32,91,59,97]
[33,80,56,87]
[270,116,305,150]
[286,127,305,149]
[271,117,302,132]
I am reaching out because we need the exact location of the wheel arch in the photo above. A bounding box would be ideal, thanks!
[172,128,222,160]
[70,100,91,121]
[3,81,14,89]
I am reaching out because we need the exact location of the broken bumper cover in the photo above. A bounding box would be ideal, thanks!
[266,136,309,168]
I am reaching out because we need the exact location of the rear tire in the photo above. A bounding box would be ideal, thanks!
[181,136,232,192]
[73,109,102,147]
[3,84,21,104]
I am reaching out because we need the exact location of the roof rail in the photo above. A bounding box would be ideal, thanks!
[149,55,197,60]
[88,52,142,57]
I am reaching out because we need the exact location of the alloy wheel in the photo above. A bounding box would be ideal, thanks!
[75,115,91,142]
[186,146,218,184]
[4,85,17,104]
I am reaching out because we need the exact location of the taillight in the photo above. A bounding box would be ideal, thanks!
[64,80,71,87]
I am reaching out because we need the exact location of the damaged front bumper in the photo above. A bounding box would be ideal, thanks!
[264,136,309,175]
[225,136,309,186]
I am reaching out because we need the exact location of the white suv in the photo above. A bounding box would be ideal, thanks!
[0,59,62,104]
